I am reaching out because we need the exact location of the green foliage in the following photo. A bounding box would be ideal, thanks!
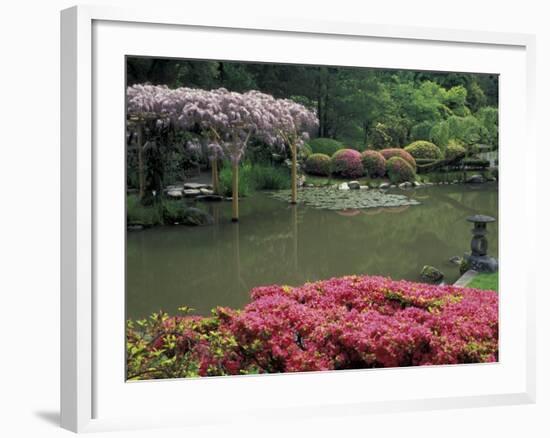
[307,138,344,156]
[404,141,443,160]
[246,141,282,165]
[305,153,331,176]
[410,121,435,141]
[299,143,313,159]
[249,165,291,190]
[219,163,253,197]
[429,121,450,148]
[380,148,416,170]
[370,121,408,149]
[360,150,386,178]
[126,195,212,227]
[127,195,163,226]
[162,200,189,225]
[445,140,467,161]
[444,86,469,116]
[476,107,499,147]
[219,162,291,195]
[385,157,416,184]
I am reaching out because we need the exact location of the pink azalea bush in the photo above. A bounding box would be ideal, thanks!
[361,150,386,178]
[127,275,498,379]
[380,148,416,170]
[330,149,364,178]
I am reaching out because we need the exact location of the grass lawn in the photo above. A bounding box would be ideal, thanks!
[466,272,498,292]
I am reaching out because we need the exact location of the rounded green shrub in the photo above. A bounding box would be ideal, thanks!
[404,141,443,160]
[361,150,386,178]
[380,148,416,170]
[330,149,364,178]
[385,157,416,184]
[299,143,313,159]
[445,140,467,161]
[305,153,331,176]
[307,138,344,156]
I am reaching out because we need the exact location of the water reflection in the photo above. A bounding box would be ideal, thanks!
[126,184,498,318]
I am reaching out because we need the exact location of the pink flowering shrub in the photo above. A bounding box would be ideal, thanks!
[127,275,498,380]
[361,150,386,178]
[330,149,364,178]
[380,148,416,170]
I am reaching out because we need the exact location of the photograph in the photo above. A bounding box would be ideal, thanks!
[125,56,499,380]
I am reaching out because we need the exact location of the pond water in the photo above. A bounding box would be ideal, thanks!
[126,183,498,319]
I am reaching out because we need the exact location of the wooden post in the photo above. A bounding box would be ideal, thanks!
[211,158,219,194]
[137,122,145,200]
[292,204,298,271]
[291,143,297,204]
[231,162,239,222]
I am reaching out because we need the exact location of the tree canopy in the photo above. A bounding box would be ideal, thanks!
[127,57,498,150]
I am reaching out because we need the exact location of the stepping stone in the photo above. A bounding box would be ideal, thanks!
[183,189,201,197]
[184,182,208,190]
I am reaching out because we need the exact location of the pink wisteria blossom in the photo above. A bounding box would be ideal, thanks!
[127,84,318,165]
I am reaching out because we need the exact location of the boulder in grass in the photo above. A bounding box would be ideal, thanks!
[379,182,390,189]
[420,265,444,283]
[449,256,463,266]
[348,181,360,190]
[166,190,183,199]
[338,182,350,191]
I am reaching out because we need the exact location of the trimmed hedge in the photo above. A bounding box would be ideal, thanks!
[307,138,344,156]
[404,141,443,160]
[305,153,331,176]
[361,150,386,178]
[386,156,416,183]
[380,148,416,170]
[330,149,364,178]
[445,141,467,162]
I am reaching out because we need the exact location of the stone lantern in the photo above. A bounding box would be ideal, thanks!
[464,215,498,273]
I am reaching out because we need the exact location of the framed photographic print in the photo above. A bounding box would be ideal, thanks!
[61,4,536,433]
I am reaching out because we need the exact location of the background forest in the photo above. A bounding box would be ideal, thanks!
[127,57,498,152]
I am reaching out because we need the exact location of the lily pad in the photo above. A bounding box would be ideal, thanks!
[269,187,420,210]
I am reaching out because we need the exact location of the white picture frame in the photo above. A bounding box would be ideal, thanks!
[60,4,536,433]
